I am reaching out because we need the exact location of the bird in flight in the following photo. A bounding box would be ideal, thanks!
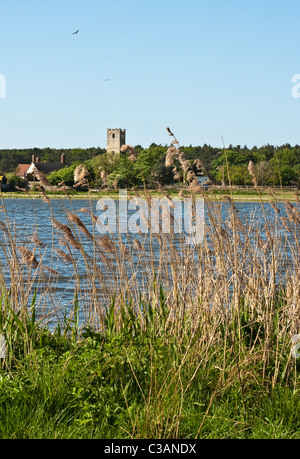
[72,30,79,35]
[102,79,110,82]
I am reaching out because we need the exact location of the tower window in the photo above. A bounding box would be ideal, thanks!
[112,134,115,139]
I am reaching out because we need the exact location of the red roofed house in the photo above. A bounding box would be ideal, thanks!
[15,164,31,179]
[15,154,67,182]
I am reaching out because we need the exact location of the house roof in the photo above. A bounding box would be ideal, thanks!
[15,164,31,177]
[26,162,67,176]
[34,163,66,174]
[16,162,67,179]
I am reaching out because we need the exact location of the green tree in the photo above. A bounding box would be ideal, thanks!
[8,175,27,189]
[134,146,166,183]
[149,161,174,187]
[211,150,247,169]
[108,156,138,187]
[214,165,252,185]
[47,162,91,187]
[90,153,121,186]
[273,165,299,186]
[272,148,300,168]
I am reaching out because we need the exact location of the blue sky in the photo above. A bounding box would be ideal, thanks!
[1,0,300,149]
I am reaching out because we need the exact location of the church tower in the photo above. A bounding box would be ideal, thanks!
[107,129,126,154]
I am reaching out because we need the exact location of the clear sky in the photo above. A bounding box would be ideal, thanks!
[1,0,300,149]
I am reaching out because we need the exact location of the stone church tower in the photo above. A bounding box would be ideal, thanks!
[107,129,126,154]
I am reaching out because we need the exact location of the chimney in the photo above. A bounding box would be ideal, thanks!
[36,157,40,163]
[32,155,35,163]
[61,154,66,165]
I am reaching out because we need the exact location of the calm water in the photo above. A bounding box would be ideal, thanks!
[0,198,298,327]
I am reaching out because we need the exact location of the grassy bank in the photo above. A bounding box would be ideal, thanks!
[0,291,300,439]
[0,187,299,439]
[1,186,299,201]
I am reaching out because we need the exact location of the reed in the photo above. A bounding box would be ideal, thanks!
[0,143,299,439]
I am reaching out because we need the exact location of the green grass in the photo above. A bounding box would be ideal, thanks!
[205,188,299,201]
[0,183,299,439]
[1,187,298,202]
[0,293,299,440]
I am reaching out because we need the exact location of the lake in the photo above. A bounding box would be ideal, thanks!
[0,197,298,329]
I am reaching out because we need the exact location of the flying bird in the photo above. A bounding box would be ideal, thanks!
[72,30,79,35]
[102,79,110,81]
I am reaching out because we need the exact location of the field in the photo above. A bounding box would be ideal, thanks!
[0,186,299,439]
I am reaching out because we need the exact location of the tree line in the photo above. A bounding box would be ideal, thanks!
[0,147,106,173]
[1,143,300,188]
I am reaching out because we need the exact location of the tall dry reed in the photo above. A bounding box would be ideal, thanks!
[0,146,299,401]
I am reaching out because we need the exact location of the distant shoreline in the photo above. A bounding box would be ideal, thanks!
[0,189,298,202]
